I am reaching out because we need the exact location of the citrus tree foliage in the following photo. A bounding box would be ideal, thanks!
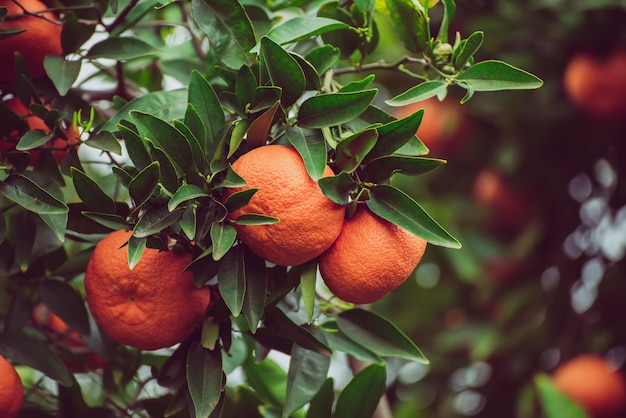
[0,0,542,417]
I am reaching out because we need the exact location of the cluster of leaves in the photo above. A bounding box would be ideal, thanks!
[0,0,542,417]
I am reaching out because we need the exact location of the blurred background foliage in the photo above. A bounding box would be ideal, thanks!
[366,0,626,416]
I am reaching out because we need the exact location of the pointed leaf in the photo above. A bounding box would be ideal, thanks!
[210,221,237,261]
[168,184,209,212]
[260,37,305,107]
[386,80,448,106]
[436,0,455,44]
[306,379,334,418]
[361,155,445,182]
[366,109,425,160]
[0,174,68,214]
[323,321,382,364]
[318,172,356,205]
[297,90,377,129]
[333,128,378,173]
[535,373,588,418]
[16,130,53,150]
[263,16,349,47]
[127,234,146,270]
[218,245,245,316]
[39,213,68,243]
[456,60,544,91]
[43,56,81,96]
[128,161,160,208]
[247,101,280,149]
[133,205,184,238]
[242,246,267,333]
[368,184,461,248]
[233,213,280,226]
[85,130,122,155]
[385,0,428,53]
[187,342,224,418]
[119,124,152,171]
[82,212,130,231]
[454,31,484,69]
[189,70,225,146]
[300,260,317,325]
[334,364,386,418]
[285,126,327,181]
[264,308,332,356]
[86,37,156,60]
[71,168,116,214]
[223,188,257,213]
[337,309,428,363]
[284,342,331,418]
[192,0,256,69]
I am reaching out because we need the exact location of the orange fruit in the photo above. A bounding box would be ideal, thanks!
[84,230,211,351]
[0,0,62,83]
[1,97,80,165]
[319,205,427,304]
[392,97,471,157]
[221,144,345,266]
[563,49,626,118]
[0,355,24,418]
[552,354,626,418]
[32,303,106,373]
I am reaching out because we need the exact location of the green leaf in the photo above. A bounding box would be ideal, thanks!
[534,374,589,418]
[260,37,305,107]
[192,0,256,69]
[39,213,68,243]
[305,45,340,74]
[100,89,188,132]
[284,342,331,418]
[38,279,91,336]
[297,90,377,129]
[168,184,208,212]
[247,101,280,149]
[236,65,257,110]
[366,109,425,161]
[127,234,146,271]
[82,212,130,231]
[0,333,72,387]
[128,161,160,209]
[43,56,81,96]
[210,221,237,261]
[131,111,194,173]
[245,358,287,407]
[264,308,332,356]
[386,80,448,106]
[361,155,445,182]
[336,309,428,363]
[218,245,245,317]
[147,140,181,194]
[263,16,349,47]
[84,130,122,155]
[318,172,356,205]
[385,0,428,53]
[436,0,455,44]
[454,31,484,69]
[333,128,378,173]
[285,126,327,181]
[323,321,382,364]
[233,213,280,226]
[133,205,184,238]
[229,118,249,158]
[187,342,224,418]
[173,120,205,171]
[13,211,35,273]
[300,260,317,325]
[367,184,461,248]
[86,37,156,60]
[118,124,152,170]
[456,60,544,91]
[184,104,209,161]
[339,74,376,93]
[223,188,257,213]
[71,168,116,214]
[334,363,386,418]
[16,129,53,151]
[189,70,225,147]
[242,246,267,333]
[306,379,334,418]
[0,174,69,215]
[0,28,25,40]
[355,0,376,12]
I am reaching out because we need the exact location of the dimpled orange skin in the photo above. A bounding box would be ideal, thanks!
[552,355,626,418]
[563,50,626,118]
[222,145,345,266]
[1,98,80,165]
[0,0,62,83]
[84,230,211,351]
[0,355,24,418]
[319,205,427,304]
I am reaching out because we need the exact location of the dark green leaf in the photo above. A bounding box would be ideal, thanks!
[297,90,377,129]
[284,342,331,418]
[184,104,209,161]
[306,379,334,418]
[0,174,68,214]
[263,17,349,47]
[339,74,376,93]
[39,279,91,336]
[210,221,237,261]
[454,31,483,69]
[233,213,280,225]
[168,184,208,212]
[223,188,257,213]
[16,130,53,151]
[333,128,378,173]
[436,0,455,44]
[147,141,180,194]
[305,45,340,74]
[318,172,356,205]
[323,321,382,364]
[218,245,245,316]
[43,56,81,96]
[187,342,224,418]
[242,246,267,333]
[244,357,287,407]
[367,184,461,248]
[0,333,72,387]
[13,211,35,273]
[264,308,332,356]
[118,124,152,171]
[173,120,205,171]
[133,205,184,238]
[189,70,225,148]
[260,37,306,107]
[128,161,160,209]
[300,260,317,325]
[127,234,146,270]
[337,309,428,363]
[236,65,257,110]
[86,37,156,60]
[82,212,130,231]
[334,364,386,418]
[71,168,116,214]
[535,373,588,418]
[456,60,544,91]
[285,126,327,181]
[386,80,448,106]
[366,109,425,160]
[192,0,256,69]
[385,0,428,53]
[361,155,445,182]
[85,130,122,155]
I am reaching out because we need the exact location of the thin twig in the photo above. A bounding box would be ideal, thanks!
[105,0,140,33]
